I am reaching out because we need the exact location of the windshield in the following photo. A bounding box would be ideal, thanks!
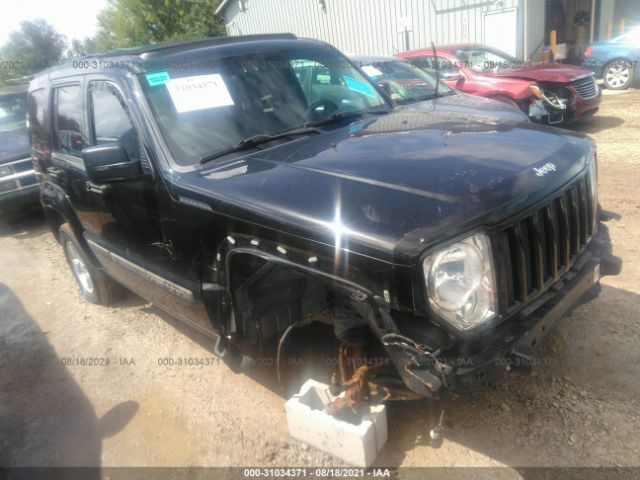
[456,48,520,73]
[356,59,453,105]
[0,93,28,134]
[140,45,388,166]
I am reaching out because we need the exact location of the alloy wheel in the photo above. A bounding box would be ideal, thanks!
[65,240,95,295]
[605,62,631,89]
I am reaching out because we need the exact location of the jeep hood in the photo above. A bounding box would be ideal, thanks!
[179,102,593,264]
[485,63,595,83]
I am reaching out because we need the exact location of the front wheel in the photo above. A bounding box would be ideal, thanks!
[59,223,125,305]
[603,60,634,90]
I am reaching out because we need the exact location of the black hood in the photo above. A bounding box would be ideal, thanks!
[177,101,593,264]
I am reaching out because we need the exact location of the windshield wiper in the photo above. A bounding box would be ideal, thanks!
[200,126,321,165]
[304,108,389,128]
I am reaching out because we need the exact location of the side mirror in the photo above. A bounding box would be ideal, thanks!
[82,144,142,184]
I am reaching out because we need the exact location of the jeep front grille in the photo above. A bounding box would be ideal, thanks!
[571,76,599,99]
[496,172,596,309]
[0,157,37,195]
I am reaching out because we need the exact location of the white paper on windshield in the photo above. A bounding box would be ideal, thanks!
[362,65,383,78]
[166,74,235,113]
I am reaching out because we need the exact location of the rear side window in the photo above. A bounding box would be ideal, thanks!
[89,81,139,160]
[53,85,87,157]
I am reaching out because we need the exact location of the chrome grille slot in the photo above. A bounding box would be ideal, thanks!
[571,76,598,99]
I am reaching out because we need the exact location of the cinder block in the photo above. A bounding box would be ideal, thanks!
[285,379,387,467]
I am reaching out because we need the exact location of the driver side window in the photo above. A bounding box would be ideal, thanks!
[89,81,140,161]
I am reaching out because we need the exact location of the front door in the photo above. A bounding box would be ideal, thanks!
[82,77,213,334]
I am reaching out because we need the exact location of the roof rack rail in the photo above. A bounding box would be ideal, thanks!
[87,33,299,60]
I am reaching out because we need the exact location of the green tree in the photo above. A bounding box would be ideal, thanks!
[67,37,100,58]
[96,0,226,51]
[0,19,67,82]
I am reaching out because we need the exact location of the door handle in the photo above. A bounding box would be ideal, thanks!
[86,181,109,194]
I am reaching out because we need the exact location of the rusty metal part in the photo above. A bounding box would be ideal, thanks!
[326,343,390,416]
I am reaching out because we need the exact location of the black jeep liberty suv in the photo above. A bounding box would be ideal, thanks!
[29,35,621,399]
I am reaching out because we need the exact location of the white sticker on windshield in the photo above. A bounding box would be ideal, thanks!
[166,74,235,113]
[362,65,383,78]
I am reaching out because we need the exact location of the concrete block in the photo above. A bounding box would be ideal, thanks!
[285,379,387,467]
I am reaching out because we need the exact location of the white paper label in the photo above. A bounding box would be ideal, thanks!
[362,65,383,78]
[166,74,235,113]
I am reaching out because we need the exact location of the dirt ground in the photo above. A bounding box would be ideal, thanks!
[1,88,639,476]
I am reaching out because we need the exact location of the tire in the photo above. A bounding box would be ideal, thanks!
[59,223,125,305]
[603,60,634,90]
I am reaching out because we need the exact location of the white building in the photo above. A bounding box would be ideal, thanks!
[216,0,636,60]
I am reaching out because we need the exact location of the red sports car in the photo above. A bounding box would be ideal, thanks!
[398,44,601,125]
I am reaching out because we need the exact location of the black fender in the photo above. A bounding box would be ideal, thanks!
[207,232,392,338]
[212,232,439,397]
[40,181,99,265]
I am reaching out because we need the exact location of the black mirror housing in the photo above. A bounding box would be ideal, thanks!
[82,144,143,184]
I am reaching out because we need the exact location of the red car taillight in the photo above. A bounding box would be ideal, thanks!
[584,47,593,57]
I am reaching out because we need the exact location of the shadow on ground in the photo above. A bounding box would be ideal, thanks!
[0,283,138,474]
[0,210,47,240]
[567,115,624,135]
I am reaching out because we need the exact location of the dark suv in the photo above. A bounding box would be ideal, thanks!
[29,35,620,400]
[0,83,39,221]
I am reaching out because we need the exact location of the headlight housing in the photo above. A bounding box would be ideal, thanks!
[423,233,497,332]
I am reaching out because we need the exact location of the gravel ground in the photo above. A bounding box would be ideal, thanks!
[1,88,639,474]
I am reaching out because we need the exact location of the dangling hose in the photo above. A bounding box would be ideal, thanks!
[276,322,298,391]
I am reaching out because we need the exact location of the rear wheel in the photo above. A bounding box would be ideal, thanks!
[59,223,125,305]
[603,60,634,90]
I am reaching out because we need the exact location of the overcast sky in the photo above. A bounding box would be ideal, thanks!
[0,0,108,47]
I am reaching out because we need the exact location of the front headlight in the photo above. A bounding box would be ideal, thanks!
[423,233,497,332]
[529,85,544,99]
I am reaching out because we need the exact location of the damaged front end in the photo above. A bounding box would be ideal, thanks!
[318,166,622,411]
[321,225,621,412]
[528,84,571,125]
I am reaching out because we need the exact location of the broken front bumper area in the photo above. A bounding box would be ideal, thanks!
[361,228,622,399]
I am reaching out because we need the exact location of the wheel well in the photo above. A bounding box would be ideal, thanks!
[605,57,632,67]
[227,253,372,349]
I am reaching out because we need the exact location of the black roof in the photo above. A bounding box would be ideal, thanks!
[32,33,315,81]
[92,33,297,59]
